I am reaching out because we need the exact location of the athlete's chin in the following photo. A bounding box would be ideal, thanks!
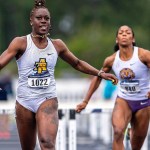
[39,30,49,35]
[120,44,130,48]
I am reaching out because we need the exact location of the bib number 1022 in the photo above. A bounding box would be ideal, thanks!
[28,77,50,88]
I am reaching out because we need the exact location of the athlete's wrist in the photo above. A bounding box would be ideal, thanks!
[98,70,105,78]
[83,100,88,104]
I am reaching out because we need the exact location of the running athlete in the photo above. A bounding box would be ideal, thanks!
[0,0,117,149]
[76,25,150,150]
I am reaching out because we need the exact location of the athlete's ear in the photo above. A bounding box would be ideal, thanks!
[116,38,118,44]
[30,18,33,26]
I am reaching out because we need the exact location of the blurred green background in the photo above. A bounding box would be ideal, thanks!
[1,0,150,77]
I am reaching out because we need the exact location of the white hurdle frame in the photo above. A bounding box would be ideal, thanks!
[0,101,149,150]
[56,109,67,150]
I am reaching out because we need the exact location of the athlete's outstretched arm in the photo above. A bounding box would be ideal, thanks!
[53,39,118,81]
[76,76,101,113]
[75,54,117,113]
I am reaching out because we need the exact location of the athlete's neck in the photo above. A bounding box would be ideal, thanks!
[119,46,134,61]
[31,33,50,39]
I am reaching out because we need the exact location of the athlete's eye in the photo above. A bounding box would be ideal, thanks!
[45,16,50,21]
[118,32,123,35]
[126,32,131,34]
[36,17,42,20]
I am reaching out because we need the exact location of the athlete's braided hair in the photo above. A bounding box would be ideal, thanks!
[30,0,48,17]
[114,26,136,52]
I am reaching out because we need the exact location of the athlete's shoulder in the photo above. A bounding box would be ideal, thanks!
[51,39,65,48]
[103,52,117,68]
[51,39,68,54]
[138,47,149,53]
[105,52,117,64]
[138,47,150,57]
[7,36,27,55]
[10,36,27,48]
[138,47,150,63]
[51,39,64,45]
[12,36,27,43]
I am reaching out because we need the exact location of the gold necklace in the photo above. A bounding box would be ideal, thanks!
[31,33,50,39]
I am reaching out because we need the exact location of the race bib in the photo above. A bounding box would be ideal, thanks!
[120,80,140,94]
[28,76,50,88]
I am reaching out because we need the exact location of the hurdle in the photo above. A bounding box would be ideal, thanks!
[56,109,67,150]
[56,109,76,150]
[0,101,149,150]
[55,107,149,150]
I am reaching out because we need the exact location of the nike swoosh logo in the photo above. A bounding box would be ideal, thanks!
[130,62,136,66]
[47,53,54,56]
[140,102,148,105]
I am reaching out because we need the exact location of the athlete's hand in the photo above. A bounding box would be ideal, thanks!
[100,73,118,85]
[75,101,87,113]
[146,91,150,98]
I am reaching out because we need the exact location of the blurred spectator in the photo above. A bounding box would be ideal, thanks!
[0,72,13,100]
[0,89,7,101]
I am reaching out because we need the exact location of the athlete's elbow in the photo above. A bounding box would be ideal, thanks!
[72,59,81,69]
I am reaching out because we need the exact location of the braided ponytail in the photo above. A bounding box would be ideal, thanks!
[35,0,46,8]
[30,0,47,17]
